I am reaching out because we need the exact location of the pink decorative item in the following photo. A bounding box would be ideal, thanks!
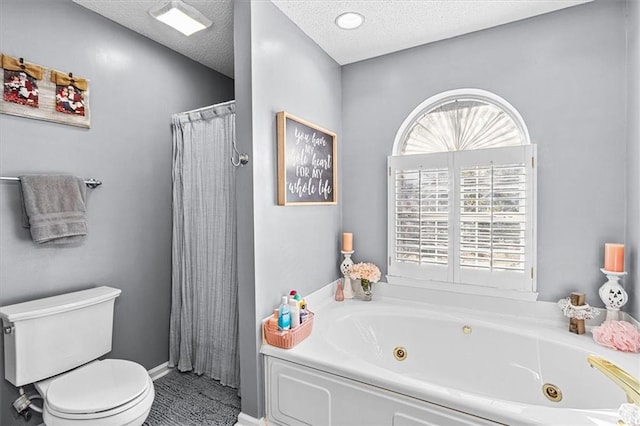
[335,281,344,301]
[592,320,640,353]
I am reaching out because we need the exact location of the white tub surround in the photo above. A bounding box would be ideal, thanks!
[261,282,639,425]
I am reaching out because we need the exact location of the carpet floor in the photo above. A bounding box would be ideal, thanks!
[143,370,241,426]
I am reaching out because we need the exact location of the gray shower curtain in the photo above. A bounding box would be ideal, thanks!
[169,101,239,388]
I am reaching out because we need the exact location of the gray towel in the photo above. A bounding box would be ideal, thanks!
[20,175,87,244]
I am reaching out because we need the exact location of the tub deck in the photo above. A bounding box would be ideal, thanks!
[261,287,639,425]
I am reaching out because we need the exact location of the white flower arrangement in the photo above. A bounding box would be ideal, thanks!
[349,262,381,285]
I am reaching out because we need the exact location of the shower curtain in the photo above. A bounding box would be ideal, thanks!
[169,101,239,388]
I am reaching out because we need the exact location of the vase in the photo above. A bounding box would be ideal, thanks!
[361,279,372,301]
[335,281,344,302]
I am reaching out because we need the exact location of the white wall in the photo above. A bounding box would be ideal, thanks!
[234,0,342,418]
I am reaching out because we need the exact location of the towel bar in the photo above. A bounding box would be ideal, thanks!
[0,176,102,188]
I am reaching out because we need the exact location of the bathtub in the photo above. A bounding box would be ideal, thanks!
[261,284,639,425]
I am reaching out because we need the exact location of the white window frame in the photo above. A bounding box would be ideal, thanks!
[387,89,537,301]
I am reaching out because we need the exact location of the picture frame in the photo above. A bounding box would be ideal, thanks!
[1,55,90,128]
[276,111,337,205]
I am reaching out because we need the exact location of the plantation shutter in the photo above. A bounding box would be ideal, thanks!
[388,145,536,292]
[459,164,527,270]
[388,152,451,283]
[455,146,535,290]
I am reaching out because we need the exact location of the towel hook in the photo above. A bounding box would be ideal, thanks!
[85,178,101,189]
[231,134,249,167]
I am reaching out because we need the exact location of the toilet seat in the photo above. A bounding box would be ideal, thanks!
[36,359,153,420]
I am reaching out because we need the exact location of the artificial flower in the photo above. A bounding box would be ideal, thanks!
[349,262,381,283]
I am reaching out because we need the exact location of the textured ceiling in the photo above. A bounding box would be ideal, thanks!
[271,0,593,66]
[72,0,234,77]
[72,0,592,78]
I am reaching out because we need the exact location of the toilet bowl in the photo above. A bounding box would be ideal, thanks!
[0,286,155,425]
[35,359,155,426]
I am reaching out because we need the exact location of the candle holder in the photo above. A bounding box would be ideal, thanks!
[340,250,355,299]
[598,268,628,321]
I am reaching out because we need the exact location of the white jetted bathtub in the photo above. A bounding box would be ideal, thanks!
[261,285,639,425]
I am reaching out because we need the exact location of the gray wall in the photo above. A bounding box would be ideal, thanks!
[233,0,259,420]
[342,0,631,310]
[234,0,342,418]
[0,0,233,423]
[626,0,640,319]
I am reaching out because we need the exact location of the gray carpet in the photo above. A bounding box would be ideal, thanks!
[144,370,241,426]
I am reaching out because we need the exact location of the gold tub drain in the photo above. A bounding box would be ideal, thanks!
[542,383,563,402]
[393,346,407,361]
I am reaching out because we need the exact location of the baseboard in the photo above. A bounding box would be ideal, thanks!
[234,412,267,426]
[148,362,172,381]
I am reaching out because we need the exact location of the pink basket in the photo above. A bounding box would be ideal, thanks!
[263,312,314,349]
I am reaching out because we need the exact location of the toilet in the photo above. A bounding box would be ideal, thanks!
[0,286,155,425]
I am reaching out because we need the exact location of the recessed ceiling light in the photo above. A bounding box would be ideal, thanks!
[148,0,212,36]
[335,12,364,30]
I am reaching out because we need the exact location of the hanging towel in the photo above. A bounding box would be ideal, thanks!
[20,175,87,244]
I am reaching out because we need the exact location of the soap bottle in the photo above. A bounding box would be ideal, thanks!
[289,297,300,329]
[292,291,303,309]
[278,296,291,331]
[267,308,279,333]
[290,290,304,319]
[299,300,309,323]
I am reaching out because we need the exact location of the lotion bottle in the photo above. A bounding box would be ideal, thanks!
[278,296,291,330]
[289,297,300,329]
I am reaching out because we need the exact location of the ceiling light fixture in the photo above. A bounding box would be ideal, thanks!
[148,0,212,36]
[335,12,364,30]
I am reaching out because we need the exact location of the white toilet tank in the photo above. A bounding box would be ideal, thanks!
[0,286,122,386]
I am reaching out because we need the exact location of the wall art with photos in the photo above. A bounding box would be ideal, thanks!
[1,54,90,128]
[276,111,337,205]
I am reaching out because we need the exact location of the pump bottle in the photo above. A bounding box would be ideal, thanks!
[277,296,291,330]
[289,297,300,329]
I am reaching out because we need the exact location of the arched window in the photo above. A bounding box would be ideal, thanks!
[387,89,537,300]
[393,88,530,155]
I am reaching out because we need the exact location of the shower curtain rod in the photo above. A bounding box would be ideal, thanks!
[174,100,247,167]
[181,100,235,115]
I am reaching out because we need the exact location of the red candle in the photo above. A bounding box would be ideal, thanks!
[604,243,624,272]
[342,233,353,252]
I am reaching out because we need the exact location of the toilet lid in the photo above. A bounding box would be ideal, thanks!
[45,359,150,415]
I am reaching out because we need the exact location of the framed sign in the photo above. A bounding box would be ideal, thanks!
[277,111,337,205]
